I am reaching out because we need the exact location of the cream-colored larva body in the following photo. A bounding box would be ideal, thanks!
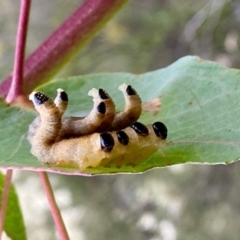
[36,125,165,170]
[28,84,168,171]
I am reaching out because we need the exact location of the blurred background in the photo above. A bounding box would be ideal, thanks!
[1,0,240,239]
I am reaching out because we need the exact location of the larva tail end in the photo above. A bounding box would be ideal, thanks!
[29,91,37,101]
[88,88,98,98]
[56,88,68,102]
[118,83,137,96]
[118,83,127,92]
[126,85,137,96]
[89,88,110,101]
[54,89,68,115]
[29,92,49,106]
[98,88,109,99]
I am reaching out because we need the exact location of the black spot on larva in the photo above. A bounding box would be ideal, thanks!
[34,92,49,105]
[126,85,136,95]
[152,122,168,139]
[100,132,114,152]
[116,130,129,145]
[60,91,68,102]
[97,102,106,114]
[99,89,109,99]
[131,122,149,136]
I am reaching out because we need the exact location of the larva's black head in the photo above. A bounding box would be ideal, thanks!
[126,85,136,96]
[97,102,106,114]
[100,132,114,152]
[32,92,49,106]
[59,91,68,102]
[99,89,109,99]
[131,122,149,136]
[152,122,168,139]
[116,130,129,145]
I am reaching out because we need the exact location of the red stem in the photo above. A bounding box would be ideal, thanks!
[0,0,129,102]
[0,170,13,239]
[38,172,69,240]
[6,0,31,103]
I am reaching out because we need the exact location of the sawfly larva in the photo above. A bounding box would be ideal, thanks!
[28,84,168,171]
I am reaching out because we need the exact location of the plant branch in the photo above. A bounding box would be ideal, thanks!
[0,0,129,101]
[38,172,69,240]
[0,170,13,239]
[6,0,31,104]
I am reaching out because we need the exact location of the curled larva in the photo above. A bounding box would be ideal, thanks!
[28,85,168,171]
[60,83,142,134]
[110,83,142,131]
[28,84,142,140]
[59,88,115,138]
[28,87,114,141]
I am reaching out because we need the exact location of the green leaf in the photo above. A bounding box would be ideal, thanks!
[0,172,27,240]
[0,56,239,174]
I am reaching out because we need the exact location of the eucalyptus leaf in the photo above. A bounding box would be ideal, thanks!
[0,56,239,174]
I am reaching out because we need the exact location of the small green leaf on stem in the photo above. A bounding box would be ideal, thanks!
[0,171,27,240]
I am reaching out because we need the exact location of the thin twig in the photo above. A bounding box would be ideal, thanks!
[6,0,31,103]
[38,172,69,240]
[0,170,13,240]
